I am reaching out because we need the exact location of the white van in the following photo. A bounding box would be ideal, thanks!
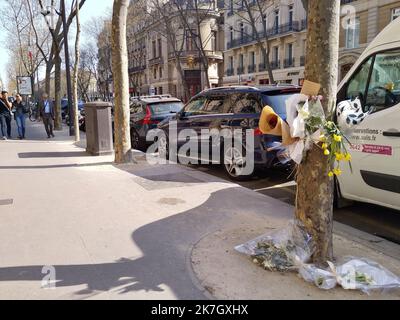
[336,19,400,211]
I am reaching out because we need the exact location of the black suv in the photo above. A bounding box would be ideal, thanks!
[157,85,301,180]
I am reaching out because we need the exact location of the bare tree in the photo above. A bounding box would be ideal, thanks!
[231,0,276,83]
[0,0,50,94]
[112,0,132,163]
[172,0,219,89]
[144,0,190,100]
[73,0,81,142]
[38,0,86,129]
[295,0,341,264]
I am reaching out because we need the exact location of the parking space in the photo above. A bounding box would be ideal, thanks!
[192,164,400,244]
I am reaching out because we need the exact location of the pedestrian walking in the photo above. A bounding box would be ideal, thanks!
[0,90,12,140]
[12,94,28,140]
[39,93,55,139]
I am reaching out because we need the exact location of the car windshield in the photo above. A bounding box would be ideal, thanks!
[150,102,183,114]
[262,93,299,117]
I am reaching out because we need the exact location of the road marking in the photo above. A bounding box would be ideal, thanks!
[254,181,297,193]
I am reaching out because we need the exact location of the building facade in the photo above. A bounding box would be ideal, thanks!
[97,20,113,100]
[127,0,224,101]
[339,0,400,80]
[223,0,307,86]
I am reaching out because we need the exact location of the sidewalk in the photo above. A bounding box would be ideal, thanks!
[0,121,399,300]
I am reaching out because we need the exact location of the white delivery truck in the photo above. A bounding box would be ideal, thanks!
[336,18,400,211]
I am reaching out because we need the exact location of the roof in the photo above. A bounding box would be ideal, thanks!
[364,18,400,54]
[202,84,301,94]
[130,95,182,104]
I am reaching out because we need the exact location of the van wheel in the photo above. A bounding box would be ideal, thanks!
[334,177,353,209]
[223,145,254,181]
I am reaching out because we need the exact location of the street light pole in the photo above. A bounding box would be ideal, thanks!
[61,0,74,136]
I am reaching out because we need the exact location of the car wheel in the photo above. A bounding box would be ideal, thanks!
[131,129,143,150]
[223,145,254,181]
[158,134,169,160]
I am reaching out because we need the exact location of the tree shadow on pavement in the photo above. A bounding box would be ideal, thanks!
[0,186,278,299]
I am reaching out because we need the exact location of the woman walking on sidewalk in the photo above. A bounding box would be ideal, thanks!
[0,90,12,140]
[12,94,28,139]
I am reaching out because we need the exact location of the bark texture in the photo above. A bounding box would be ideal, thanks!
[111,0,132,163]
[295,0,340,265]
[73,0,81,142]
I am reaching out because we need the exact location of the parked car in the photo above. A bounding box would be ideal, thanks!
[335,18,400,211]
[129,95,184,150]
[157,85,301,180]
[61,98,84,119]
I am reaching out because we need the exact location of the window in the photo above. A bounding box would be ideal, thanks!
[154,67,157,80]
[365,50,400,112]
[211,31,217,51]
[239,54,244,69]
[392,8,400,21]
[157,39,162,58]
[230,27,234,43]
[159,66,163,78]
[273,46,279,62]
[230,93,261,114]
[159,87,163,95]
[286,43,293,60]
[345,17,360,49]
[250,52,255,66]
[240,23,244,41]
[152,40,156,58]
[183,96,207,116]
[204,96,230,114]
[289,5,294,27]
[346,57,373,100]
[274,9,280,33]
[229,56,234,70]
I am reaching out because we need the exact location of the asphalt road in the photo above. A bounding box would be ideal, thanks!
[192,164,400,245]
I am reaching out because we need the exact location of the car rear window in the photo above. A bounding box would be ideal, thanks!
[150,102,183,114]
[261,92,299,117]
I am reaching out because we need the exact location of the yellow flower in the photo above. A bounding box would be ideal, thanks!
[345,153,352,161]
[324,149,330,156]
[333,134,342,142]
[333,168,342,176]
[335,153,344,161]
[319,135,327,142]
[321,143,328,150]
[328,171,334,178]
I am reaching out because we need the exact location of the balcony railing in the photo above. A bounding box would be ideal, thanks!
[258,61,280,71]
[227,20,308,50]
[237,66,245,75]
[284,58,295,68]
[148,56,164,66]
[226,68,234,76]
[248,64,256,73]
[129,65,146,73]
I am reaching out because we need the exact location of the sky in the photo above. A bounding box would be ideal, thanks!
[0,0,113,89]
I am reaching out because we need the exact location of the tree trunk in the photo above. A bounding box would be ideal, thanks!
[73,0,81,142]
[54,56,63,130]
[45,60,52,95]
[111,0,132,163]
[295,0,340,265]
